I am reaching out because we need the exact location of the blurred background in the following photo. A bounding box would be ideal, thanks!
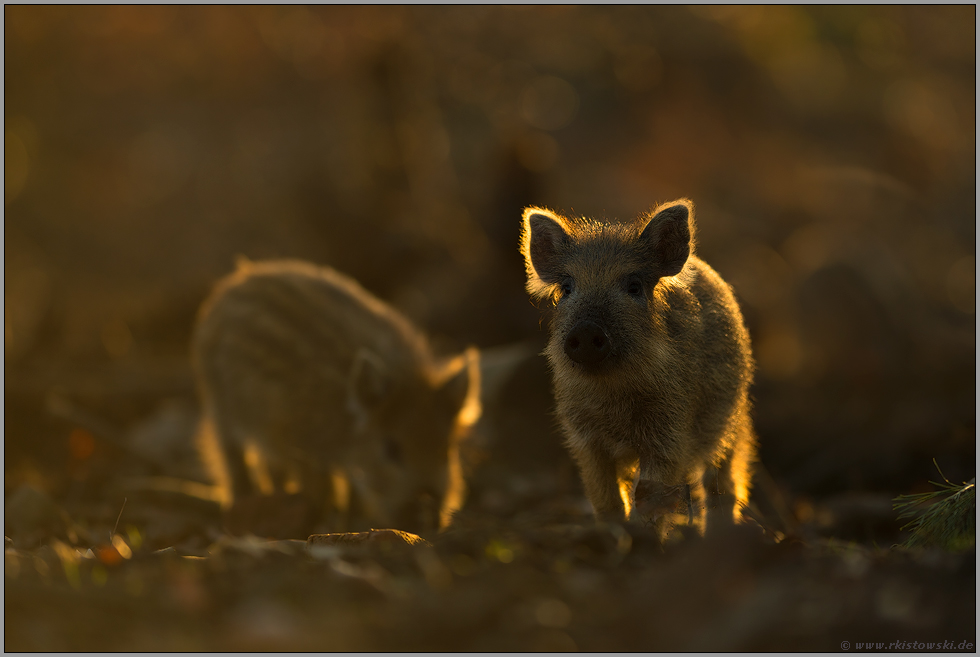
[5,5,975,539]
[4,6,976,652]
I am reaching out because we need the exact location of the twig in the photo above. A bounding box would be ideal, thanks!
[111,497,128,540]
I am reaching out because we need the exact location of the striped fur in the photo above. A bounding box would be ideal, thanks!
[193,259,480,533]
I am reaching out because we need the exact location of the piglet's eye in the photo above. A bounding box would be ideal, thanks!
[560,278,574,297]
[627,276,643,296]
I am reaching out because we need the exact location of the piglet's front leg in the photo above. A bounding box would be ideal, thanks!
[567,436,639,523]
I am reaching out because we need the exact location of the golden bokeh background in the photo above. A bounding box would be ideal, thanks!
[4,6,975,652]
[7,5,973,492]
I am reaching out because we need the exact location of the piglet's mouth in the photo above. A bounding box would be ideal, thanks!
[564,356,623,376]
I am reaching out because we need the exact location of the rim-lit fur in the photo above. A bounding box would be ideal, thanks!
[521,200,756,536]
[193,259,480,533]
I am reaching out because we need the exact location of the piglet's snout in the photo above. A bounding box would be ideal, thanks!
[563,320,611,366]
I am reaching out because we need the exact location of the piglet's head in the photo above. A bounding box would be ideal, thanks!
[520,200,695,372]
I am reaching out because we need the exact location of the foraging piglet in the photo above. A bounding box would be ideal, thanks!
[193,259,480,533]
[520,200,756,535]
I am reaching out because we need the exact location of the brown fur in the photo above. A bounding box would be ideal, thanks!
[520,200,756,536]
[192,259,480,533]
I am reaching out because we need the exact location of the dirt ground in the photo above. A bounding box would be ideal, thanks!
[4,6,975,651]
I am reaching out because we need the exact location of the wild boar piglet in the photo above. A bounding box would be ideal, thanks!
[193,259,480,533]
[521,200,756,536]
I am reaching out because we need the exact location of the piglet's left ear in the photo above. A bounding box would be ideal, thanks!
[521,207,572,299]
[639,199,693,278]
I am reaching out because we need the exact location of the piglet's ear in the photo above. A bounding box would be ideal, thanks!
[347,349,389,432]
[639,200,694,278]
[521,207,571,299]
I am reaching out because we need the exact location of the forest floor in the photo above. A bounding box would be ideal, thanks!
[4,364,975,652]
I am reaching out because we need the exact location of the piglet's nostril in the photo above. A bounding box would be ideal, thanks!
[564,321,611,367]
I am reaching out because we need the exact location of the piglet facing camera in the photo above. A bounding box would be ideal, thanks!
[192,259,480,535]
[521,200,757,537]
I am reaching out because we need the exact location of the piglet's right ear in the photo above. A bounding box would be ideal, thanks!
[347,349,389,432]
[521,207,570,299]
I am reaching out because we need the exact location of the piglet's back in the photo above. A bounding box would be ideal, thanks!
[197,259,427,369]
[193,259,430,446]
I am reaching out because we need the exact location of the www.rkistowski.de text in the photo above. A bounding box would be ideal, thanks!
[841,640,974,651]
